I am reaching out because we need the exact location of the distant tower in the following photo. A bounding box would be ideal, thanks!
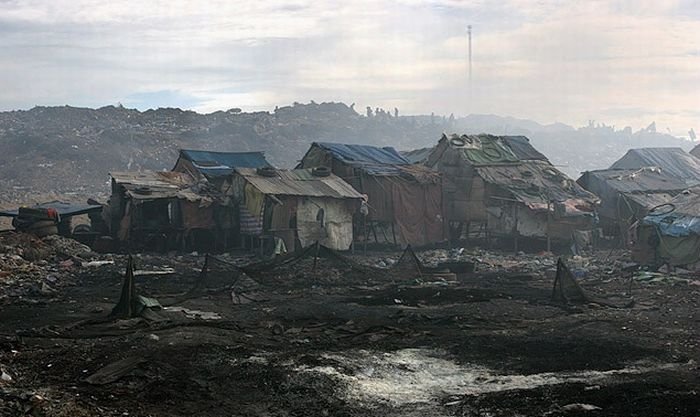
[467,25,472,84]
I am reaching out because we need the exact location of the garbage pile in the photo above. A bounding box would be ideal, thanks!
[0,231,101,302]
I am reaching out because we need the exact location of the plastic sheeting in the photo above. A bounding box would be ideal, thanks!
[180,201,215,229]
[314,142,409,165]
[244,183,265,220]
[309,142,410,176]
[656,234,700,265]
[296,198,355,250]
[391,180,444,246]
[610,148,700,184]
[176,150,271,178]
[643,189,700,237]
[644,213,700,237]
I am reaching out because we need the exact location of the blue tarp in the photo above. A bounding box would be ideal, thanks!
[643,191,700,237]
[314,142,410,175]
[179,150,271,178]
[315,142,409,165]
[644,213,700,237]
[0,201,102,218]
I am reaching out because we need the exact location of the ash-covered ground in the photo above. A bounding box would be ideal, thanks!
[0,232,698,416]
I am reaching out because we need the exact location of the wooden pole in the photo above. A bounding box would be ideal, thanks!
[513,202,519,254]
[546,199,552,253]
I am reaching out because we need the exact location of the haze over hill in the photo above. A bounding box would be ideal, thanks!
[0,101,692,204]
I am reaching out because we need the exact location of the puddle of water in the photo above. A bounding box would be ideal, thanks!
[297,348,680,405]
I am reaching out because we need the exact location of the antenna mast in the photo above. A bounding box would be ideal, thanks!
[468,25,472,85]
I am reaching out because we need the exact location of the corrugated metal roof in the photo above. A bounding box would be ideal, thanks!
[236,168,364,199]
[178,149,271,178]
[690,144,700,159]
[111,171,195,200]
[609,148,700,182]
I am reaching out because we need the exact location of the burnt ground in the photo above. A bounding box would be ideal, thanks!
[0,250,698,416]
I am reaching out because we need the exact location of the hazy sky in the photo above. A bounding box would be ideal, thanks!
[1,0,698,135]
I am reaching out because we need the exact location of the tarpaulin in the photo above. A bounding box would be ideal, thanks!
[180,200,215,229]
[610,148,700,184]
[296,198,355,250]
[644,213,700,237]
[309,142,411,176]
[462,141,519,165]
[501,136,548,161]
[244,183,264,220]
[390,180,443,246]
[176,149,271,178]
[643,189,700,237]
[656,234,700,266]
[313,142,409,166]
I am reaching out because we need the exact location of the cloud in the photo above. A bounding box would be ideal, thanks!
[0,0,698,135]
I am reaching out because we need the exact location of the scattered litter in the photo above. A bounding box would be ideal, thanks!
[164,306,221,320]
[561,403,602,412]
[633,272,689,285]
[85,260,115,267]
[1,370,12,383]
[134,268,175,276]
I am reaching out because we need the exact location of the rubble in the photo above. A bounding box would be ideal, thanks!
[0,231,105,302]
[0,235,697,416]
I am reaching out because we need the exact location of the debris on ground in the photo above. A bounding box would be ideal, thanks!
[0,232,698,416]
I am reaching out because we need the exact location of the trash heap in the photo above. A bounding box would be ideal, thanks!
[0,231,99,302]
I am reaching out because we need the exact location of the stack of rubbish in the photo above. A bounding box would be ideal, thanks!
[0,231,100,302]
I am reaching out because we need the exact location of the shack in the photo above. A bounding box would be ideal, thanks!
[173,149,272,183]
[227,167,363,251]
[297,142,444,247]
[425,134,597,247]
[609,148,700,186]
[577,168,687,242]
[635,189,700,268]
[106,171,233,252]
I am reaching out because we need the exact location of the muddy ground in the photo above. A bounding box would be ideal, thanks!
[0,248,698,416]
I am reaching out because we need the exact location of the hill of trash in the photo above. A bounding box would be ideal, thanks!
[0,101,692,205]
